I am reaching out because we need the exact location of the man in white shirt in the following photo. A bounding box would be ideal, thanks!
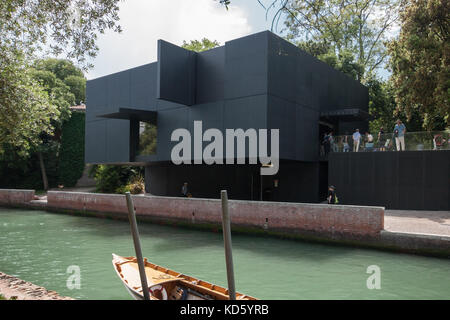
[352,129,361,152]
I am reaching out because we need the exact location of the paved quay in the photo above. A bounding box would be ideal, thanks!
[0,272,74,300]
[384,210,450,236]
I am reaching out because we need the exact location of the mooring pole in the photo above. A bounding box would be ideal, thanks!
[221,190,236,300]
[125,192,150,300]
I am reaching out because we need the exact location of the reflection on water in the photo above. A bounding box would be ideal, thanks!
[0,208,449,300]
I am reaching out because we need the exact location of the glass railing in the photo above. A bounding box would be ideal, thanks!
[320,130,450,154]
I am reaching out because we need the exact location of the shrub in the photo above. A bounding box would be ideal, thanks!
[92,165,144,194]
[118,175,145,194]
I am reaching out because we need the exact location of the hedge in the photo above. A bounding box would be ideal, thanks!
[57,111,85,187]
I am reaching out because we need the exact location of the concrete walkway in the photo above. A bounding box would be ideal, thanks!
[385,210,450,236]
[0,272,73,300]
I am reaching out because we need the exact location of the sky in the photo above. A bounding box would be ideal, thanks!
[86,0,392,80]
[86,0,283,80]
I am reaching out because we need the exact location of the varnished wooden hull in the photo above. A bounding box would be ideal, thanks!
[112,253,256,300]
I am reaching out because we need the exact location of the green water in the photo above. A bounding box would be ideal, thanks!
[0,208,449,300]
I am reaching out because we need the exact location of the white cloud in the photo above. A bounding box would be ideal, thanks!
[87,0,252,79]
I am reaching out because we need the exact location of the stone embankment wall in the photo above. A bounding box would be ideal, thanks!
[0,272,74,300]
[46,191,384,238]
[0,189,35,206]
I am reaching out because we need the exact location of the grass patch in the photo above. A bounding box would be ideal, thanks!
[0,294,16,300]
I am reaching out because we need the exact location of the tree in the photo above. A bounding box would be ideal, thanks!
[298,40,364,80]
[0,0,121,154]
[182,38,220,52]
[280,0,400,81]
[28,59,87,190]
[0,54,59,156]
[64,75,86,104]
[0,0,121,68]
[1,1,121,189]
[34,58,86,104]
[388,0,449,130]
[366,76,397,133]
[31,58,87,124]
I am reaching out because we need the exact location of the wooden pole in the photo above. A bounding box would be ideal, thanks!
[125,192,150,300]
[220,190,236,300]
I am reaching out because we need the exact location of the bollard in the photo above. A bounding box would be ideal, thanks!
[125,192,150,300]
[221,190,236,300]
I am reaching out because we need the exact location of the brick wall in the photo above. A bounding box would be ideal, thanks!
[47,191,384,236]
[0,189,35,205]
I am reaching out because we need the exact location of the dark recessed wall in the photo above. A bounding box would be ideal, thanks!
[328,150,450,210]
[145,160,325,203]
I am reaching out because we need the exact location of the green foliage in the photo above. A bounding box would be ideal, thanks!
[388,0,449,130]
[182,38,220,52]
[0,0,122,68]
[296,40,363,80]
[116,175,145,195]
[58,112,85,187]
[34,58,84,80]
[64,75,86,104]
[92,165,144,194]
[366,75,424,134]
[30,59,87,127]
[0,141,60,190]
[0,57,87,189]
[367,77,397,133]
[138,123,157,155]
[283,0,400,80]
[0,54,60,156]
[34,58,86,104]
[0,0,120,158]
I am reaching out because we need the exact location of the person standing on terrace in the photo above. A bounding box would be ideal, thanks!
[352,129,361,152]
[394,119,406,151]
[378,127,386,151]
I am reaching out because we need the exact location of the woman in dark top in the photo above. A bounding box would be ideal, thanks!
[378,127,386,151]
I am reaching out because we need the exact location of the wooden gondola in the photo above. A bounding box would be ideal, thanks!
[112,254,257,300]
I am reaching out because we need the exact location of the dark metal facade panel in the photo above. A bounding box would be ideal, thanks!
[267,32,368,112]
[328,151,450,210]
[85,77,108,123]
[105,119,130,163]
[223,95,268,131]
[85,120,107,163]
[295,105,320,161]
[106,70,130,109]
[224,31,269,100]
[85,31,369,166]
[157,40,196,106]
[424,151,450,210]
[155,106,190,161]
[195,47,225,104]
[267,95,297,160]
[188,101,225,133]
[130,63,158,110]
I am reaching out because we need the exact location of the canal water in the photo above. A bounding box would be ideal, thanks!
[0,208,449,300]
